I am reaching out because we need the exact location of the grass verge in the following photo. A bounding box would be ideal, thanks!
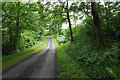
[53,38,88,78]
[2,37,48,72]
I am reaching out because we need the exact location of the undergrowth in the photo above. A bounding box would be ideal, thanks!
[62,24,120,79]
[54,21,120,79]
[54,38,88,78]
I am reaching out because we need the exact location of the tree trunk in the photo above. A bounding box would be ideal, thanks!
[66,1,74,42]
[8,23,13,52]
[91,2,104,48]
[15,2,21,50]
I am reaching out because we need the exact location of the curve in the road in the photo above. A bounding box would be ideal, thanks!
[2,37,58,78]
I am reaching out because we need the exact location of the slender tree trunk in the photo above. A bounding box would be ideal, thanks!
[15,2,20,50]
[15,15,19,50]
[66,1,74,42]
[8,22,13,52]
[91,2,104,48]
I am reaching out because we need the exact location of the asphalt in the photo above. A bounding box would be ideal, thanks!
[2,37,58,78]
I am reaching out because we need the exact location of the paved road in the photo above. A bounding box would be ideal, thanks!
[2,37,58,78]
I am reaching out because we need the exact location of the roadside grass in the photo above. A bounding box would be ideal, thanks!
[2,37,48,72]
[53,38,88,78]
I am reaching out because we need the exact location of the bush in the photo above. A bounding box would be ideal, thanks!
[55,35,67,45]
[62,23,120,78]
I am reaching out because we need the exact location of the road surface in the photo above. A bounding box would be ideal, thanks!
[2,37,58,79]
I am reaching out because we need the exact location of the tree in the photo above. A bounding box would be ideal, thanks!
[2,2,44,54]
[66,1,74,42]
[91,1,104,48]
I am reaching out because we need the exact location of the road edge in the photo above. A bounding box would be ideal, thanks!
[2,38,48,74]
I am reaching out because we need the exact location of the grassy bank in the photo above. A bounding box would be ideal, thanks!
[53,38,87,78]
[2,37,48,72]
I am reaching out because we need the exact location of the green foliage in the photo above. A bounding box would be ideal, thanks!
[2,38,48,72]
[2,1,120,78]
[20,30,36,49]
[59,3,120,77]
[54,38,87,78]
[2,2,48,54]
[62,23,120,78]
[55,35,67,45]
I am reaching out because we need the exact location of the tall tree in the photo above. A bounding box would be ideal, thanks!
[91,1,104,48]
[15,2,20,50]
[66,1,74,42]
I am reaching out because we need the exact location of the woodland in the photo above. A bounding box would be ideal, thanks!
[1,1,120,79]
